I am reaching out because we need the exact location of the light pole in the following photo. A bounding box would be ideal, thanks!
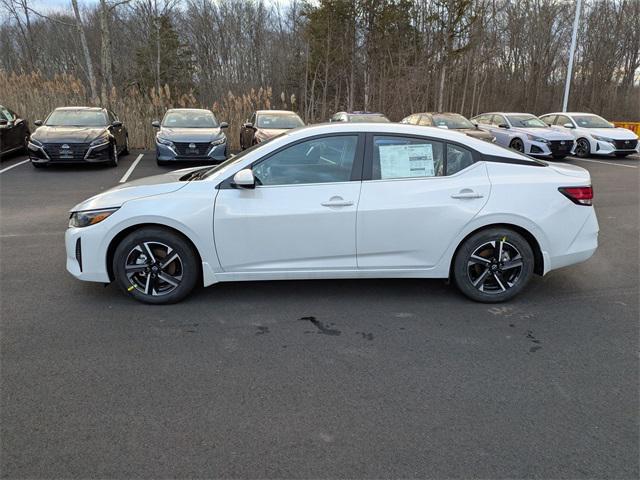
[562,0,583,112]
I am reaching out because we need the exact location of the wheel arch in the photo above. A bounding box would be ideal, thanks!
[106,223,204,283]
[449,222,544,277]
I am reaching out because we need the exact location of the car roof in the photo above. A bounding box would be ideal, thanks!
[256,110,299,115]
[543,112,599,116]
[165,108,213,112]
[257,122,535,162]
[54,106,104,111]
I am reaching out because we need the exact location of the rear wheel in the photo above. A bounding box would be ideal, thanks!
[575,138,591,158]
[453,228,534,303]
[509,138,525,153]
[113,227,199,304]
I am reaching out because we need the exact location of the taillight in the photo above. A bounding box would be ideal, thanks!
[558,186,593,206]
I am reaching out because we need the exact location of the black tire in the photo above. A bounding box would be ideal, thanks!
[157,159,169,166]
[113,227,199,304]
[453,228,534,303]
[122,135,130,156]
[575,138,591,158]
[509,138,525,153]
[108,141,118,167]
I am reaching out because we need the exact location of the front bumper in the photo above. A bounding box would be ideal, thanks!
[528,139,575,158]
[156,141,227,163]
[65,225,111,283]
[592,138,639,156]
[29,141,112,164]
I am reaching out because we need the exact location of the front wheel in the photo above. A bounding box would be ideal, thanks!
[108,141,119,167]
[509,138,525,153]
[122,135,130,156]
[453,228,534,303]
[575,138,591,158]
[113,227,199,304]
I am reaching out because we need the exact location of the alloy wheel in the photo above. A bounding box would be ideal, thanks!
[467,239,524,294]
[575,139,590,158]
[124,241,183,296]
[510,138,524,152]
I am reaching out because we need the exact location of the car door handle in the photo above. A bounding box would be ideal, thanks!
[451,191,484,199]
[321,198,354,207]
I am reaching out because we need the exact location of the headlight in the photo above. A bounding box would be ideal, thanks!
[157,136,175,147]
[592,134,613,143]
[90,136,110,147]
[526,134,549,143]
[210,137,226,146]
[28,139,43,150]
[69,208,119,228]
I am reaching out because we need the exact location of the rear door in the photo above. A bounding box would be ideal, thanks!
[356,134,490,269]
[214,134,364,272]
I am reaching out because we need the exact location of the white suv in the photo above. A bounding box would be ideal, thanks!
[540,112,639,158]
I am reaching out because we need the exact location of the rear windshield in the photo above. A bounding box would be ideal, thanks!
[46,110,107,127]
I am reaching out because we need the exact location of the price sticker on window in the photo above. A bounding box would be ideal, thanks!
[379,143,435,179]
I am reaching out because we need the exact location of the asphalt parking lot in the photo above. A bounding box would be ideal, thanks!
[1,151,638,478]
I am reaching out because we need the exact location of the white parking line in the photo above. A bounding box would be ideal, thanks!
[119,153,144,183]
[0,159,30,174]
[570,157,638,169]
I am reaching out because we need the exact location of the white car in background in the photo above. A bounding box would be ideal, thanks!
[539,112,639,158]
[471,112,576,159]
[65,123,598,304]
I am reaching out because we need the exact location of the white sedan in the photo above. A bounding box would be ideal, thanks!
[539,112,639,158]
[66,123,599,304]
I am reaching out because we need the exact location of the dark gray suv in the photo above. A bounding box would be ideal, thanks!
[152,109,228,166]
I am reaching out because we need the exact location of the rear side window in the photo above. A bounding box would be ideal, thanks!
[372,136,444,180]
[447,144,474,175]
[418,115,432,126]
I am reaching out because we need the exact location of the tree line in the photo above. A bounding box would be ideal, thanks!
[0,0,638,148]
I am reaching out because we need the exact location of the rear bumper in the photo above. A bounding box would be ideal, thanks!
[546,208,599,272]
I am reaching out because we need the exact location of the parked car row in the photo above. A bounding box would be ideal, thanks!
[1,103,637,166]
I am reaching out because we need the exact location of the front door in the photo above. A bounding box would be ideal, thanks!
[214,134,364,272]
[357,135,490,269]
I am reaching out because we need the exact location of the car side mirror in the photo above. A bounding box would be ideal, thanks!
[471,121,478,128]
[0,119,7,126]
[111,120,123,128]
[34,120,43,126]
[563,123,575,129]
[242,122,253,129]
[498,123,509,129]
[219,122,229,129]
[232,169,255,189]
[151,120,160,128]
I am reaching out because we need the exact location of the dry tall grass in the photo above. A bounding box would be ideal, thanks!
[0,71,286,151]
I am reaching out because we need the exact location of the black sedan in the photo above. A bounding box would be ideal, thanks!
[0,105,30,158]
[28,107,129,168]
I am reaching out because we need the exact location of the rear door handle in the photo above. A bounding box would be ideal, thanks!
[451,191,484,199]
[321,197,354,207]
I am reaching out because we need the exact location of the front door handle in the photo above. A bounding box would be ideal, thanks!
[451,190,484,199]
[321,196,354,207]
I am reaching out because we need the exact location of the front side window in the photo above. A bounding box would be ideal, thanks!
[372,136,444,180]
[252,135,358,186]
[492,115,507,126]
[418,115,433,126]
[474,115,490,125]
[540,115,556,126]
[45,110,107,127]
[555,115,572,126]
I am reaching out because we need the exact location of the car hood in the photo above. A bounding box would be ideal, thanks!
[511,127,574,140]
[32,126,108,143]
[69,167,204,212]
[583,127,638,139]
[255,128,289,141]
[158,127,225,142]
[456,128,494,140]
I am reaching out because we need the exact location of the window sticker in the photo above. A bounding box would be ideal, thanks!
[379,143,434,179]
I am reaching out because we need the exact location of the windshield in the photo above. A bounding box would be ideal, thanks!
[162,110,218,128]
[46,110,107,127]
[572,115,613,128]
[256,113,304,129]
[348,114,390,123]
[506,115,547,128]
[432,114,474,129]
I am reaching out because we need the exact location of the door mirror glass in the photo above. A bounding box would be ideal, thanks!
[232,169,256,189]
[219,122,229,129]
[34,120,43,126]
[563,123,574,129]
[111,120,123,128]
[151,120,160,128]
[498,123,509,129]
[243,122,253,129]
